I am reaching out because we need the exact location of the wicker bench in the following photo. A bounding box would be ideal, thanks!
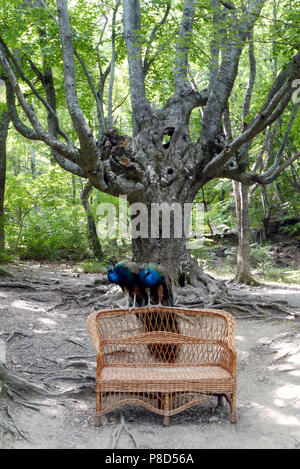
[87,306,237,426]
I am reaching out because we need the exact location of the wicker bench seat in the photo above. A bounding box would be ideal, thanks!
[100,365,232,384]
[87,306,237,426]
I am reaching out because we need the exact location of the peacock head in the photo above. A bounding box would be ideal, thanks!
[140,266,160,287]
[106,265,119,284]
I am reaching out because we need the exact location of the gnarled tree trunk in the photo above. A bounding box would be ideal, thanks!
[1,0,299,299]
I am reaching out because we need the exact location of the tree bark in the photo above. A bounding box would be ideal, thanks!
[132,233,190,284]
[0,108,9,252]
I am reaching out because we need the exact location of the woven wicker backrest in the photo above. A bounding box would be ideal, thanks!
[87,307,235,369]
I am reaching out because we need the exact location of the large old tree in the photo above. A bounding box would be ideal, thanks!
[0,0,299,293]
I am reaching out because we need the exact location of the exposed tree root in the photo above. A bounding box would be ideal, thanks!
[175,288,298,320]
[93,267,298,320]
[0,268,14,278]
[0,281,36,290]
[173,266,298,320]
[0,364,93,398]
[89,291,125,309]
[0,361,97,443]
[228,277,261,287]
[0,363,55,396]
[110,413,139,449]
[0,409,28,440]
[185,263,226,295]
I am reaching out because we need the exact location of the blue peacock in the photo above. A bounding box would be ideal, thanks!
[106,260,148,308]
[139,262,174,306]
[106,261,179,363]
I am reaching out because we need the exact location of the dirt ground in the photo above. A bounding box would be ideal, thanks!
[0,262,300,449]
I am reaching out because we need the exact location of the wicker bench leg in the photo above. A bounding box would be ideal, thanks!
[94,391,103,427]
[94,414,103,426]
[163,393,170,427]
[230,392,237,424]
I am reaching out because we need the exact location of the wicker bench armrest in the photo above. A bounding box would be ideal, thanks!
[222,343,237,376]
[87,311,103,355]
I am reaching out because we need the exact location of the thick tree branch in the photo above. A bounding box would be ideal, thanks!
[4,81,40,141]
[219,0,236,10]
[201,0,266,144]
[50,151,86,176]
[40,56,87,177]
[2,32,73,148]
[0,44,80,163]
[0,35,67,140]
[228,73,297,156]
[107,0,121,130]
[38,0,107,138]
[174,0,196,96]
[208,0,226,94]
[202,49,300,177]
[222,104,299,187]
[232,151,300,186]
[56,0,98,167]
[122,0,152,125]
[5,78,85,177]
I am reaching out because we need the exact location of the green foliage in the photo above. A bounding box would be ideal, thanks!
[281,221,300,238]
[192,240,300,285]
[3,139,90,260]
[20,205,88,260]
[2,132,134,263]
[74,258,107,274]
[194,180,236,235]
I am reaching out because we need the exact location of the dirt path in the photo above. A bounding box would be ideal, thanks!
[0,262,300,449]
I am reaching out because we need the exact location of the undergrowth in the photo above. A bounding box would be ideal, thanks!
[192,240,300,285]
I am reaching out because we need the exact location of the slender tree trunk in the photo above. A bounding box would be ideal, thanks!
[30,146,41,215]
[261,185,271,240]
[233,181,253,284]
[72,175,76,199]
[30,146,37,178]
[201,187,214,237]
[80,182,103,261]
[0,109,9,252]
